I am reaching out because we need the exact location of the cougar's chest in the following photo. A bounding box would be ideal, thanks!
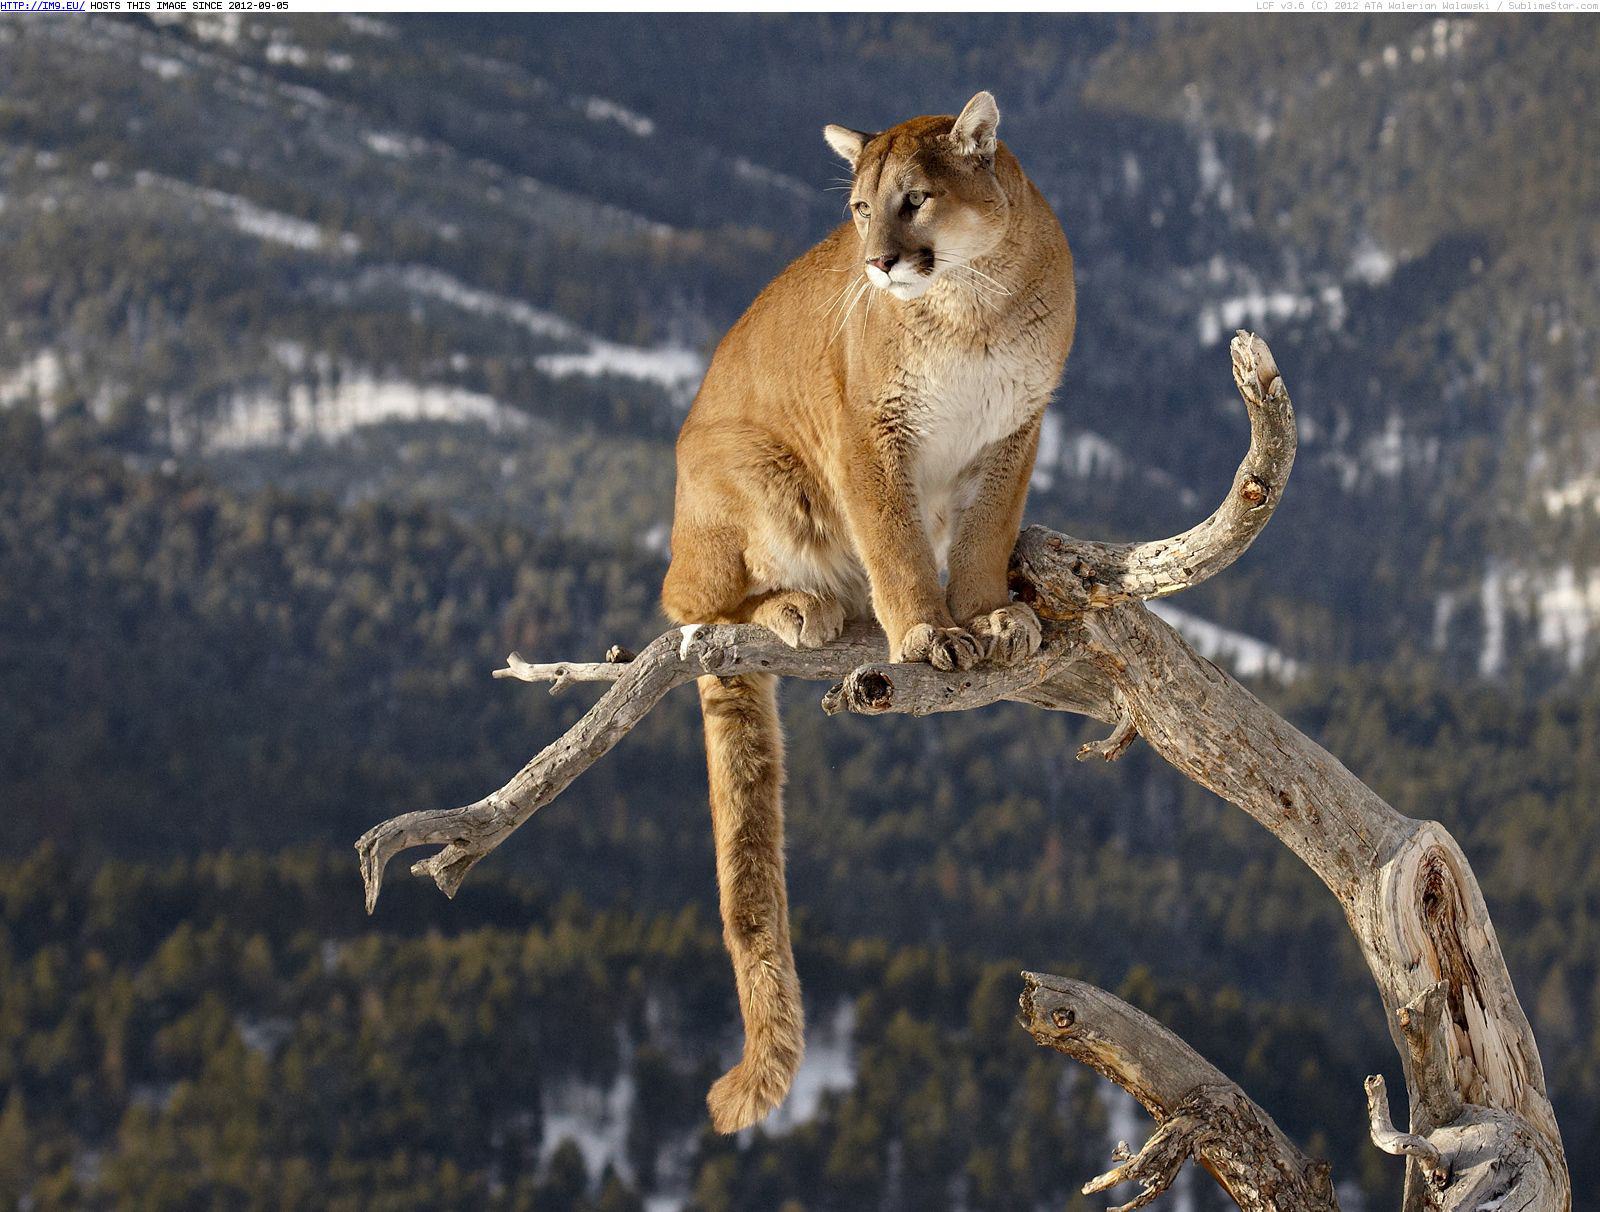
[905,342,1039,563]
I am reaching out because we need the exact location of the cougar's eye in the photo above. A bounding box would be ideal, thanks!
[906,189,927,209]
[852,200,871,218]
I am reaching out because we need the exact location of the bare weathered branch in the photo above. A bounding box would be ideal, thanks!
[357,622,1111,910]
[493,642,639,695]
[1366,1075,1449,1189]
[1010,332,1294,615]
[1021,973,1338,1212]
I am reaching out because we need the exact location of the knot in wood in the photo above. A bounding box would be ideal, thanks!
[838,668,895,713]
[1052,1006,1076,1031]
[699,642,735,673]
[1239,474,1269,506]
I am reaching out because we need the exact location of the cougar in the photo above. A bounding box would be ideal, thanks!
[661,91,1076,1131]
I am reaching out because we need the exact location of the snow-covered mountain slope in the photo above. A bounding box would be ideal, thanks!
[3,13,1597,681]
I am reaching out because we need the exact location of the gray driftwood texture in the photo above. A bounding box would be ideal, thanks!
[355,334,1569,1210]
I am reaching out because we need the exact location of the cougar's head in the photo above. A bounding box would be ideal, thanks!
[824,92,1010,302]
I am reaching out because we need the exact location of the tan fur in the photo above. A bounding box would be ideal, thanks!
[663,93,1076,1131]
[696,672,804,1132]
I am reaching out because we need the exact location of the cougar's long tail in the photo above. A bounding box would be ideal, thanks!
[696,671,805,1133]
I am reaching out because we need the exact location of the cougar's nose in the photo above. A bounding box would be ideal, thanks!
[867,254,899,273]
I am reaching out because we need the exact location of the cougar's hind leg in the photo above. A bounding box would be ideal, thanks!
[698,671,805,1132]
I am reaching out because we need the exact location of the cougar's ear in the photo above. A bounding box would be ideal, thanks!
[823,124,870,166]
[950,91,999,160]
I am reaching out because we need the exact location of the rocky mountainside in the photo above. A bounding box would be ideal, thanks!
[3,13,1597,681]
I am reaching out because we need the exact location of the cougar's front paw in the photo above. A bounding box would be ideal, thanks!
[752,591,846,649]
[894,622,982,671]
[967,602,1042,666]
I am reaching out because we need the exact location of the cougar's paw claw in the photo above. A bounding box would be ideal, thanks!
[753,593,846,649]
[896,622,982,671]
[968,602,1043,666]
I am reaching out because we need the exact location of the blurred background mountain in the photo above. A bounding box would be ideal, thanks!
[2,13,1598,1211]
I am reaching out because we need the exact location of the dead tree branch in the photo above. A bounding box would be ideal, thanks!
[1021,973,1338,1212]
[1009,333,1293,614]
[353,333,1569,1209]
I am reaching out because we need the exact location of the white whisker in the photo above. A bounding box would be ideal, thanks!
[935,254,1013,296]
[828,278,871,345]
[818,272,865,321]
[942,265,1004,312]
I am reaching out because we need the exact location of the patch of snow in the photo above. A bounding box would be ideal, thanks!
[342,15,396,37]
[1433,592,1457,653]
[363,130,419,158]
[319,939,346,974]
[264,40,311,68]
[200,374,527,452]
[582,96,655,138]
[1544,477,1600,517]
[537,345,705,401]
[1121,152,1142,194]
[1320,283,1347,330]
[372,265,704,402]
[1432,18,1474,56]
[188,13,243,45]
[1474,562,1600,674]
[1363,415,1407,479]
[1480,565,1508,677]
[129,1082,177,1112]
[541,1065,636,1183]
[641,521,672,557]
[276,80,332,112]
[1533,565,1600,671]
[732,156,813,200]
[536,999,854,1207]
[135,172,360,254]
[0,349,64,418]
[382,265,577,342]
[766,1001,857,1131]
[1196,133,1233,213]
[1349,236,1395,286]
[140,53,186,81]
[235,1015,294,1058]
[1319,415,1437,490]
[1150,602,1301,681]
[1033,415,1127,491]
[1198,288,1314,347]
